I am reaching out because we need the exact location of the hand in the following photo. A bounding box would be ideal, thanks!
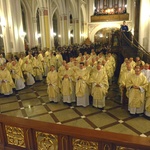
[1,80,5,83]
[133,85,139,89]
[78,76,82,79]
[96,84,100,87]
[121,85,125,88]
[64,74,69,78]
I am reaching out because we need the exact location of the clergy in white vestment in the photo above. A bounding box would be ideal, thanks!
[90,64,109,109]
[0,65,15,95]
[142,63,150,117]
[118,64,135,103]
[22,60,35,86]
[11,61,25,90]
[46,65,60,103]
[76,62,89,107]
[0,54,6,66]
[126,67,148,115]
[32,54,43,81]
[60,64,75,104]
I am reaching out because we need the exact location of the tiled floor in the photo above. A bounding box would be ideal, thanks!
[0,79,150,138]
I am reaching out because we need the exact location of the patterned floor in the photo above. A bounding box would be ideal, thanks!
[0,79,150,138]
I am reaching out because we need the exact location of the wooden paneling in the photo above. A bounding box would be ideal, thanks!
[0,114,149,150]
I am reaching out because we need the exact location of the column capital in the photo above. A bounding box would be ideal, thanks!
[60,15,68,21]
[74,19,79,23]
[64,16,67,20]
[39,7,48,16]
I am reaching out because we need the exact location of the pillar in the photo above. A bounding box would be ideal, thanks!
[0,0,25,58]
[83,22,88,39]
[139,0,149,50]
[60,15,69,46]
[74,19,80,43]
[39,7,50,50]
[32,16,38,47]
[134,0,140,42]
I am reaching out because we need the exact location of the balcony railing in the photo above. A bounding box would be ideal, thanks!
[91,13,129,22]
[0,114,150,150]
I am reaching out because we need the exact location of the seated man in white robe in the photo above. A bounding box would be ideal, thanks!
[126,67,148,115]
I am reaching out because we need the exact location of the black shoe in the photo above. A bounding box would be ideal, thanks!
[66,103,72,106]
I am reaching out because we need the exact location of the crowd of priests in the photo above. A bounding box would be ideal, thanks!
[0,44,150,118]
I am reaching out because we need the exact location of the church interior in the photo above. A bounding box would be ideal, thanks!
[0,0,150,150]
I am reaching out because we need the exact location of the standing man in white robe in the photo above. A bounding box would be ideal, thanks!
[11,61,25,90]
[0,65,15,95]
[126,67,148,115]
[90,64,109,109]
[46,65,60,103]
[76,62,89,107]
[142,63,150,117]
[60,64,75,104]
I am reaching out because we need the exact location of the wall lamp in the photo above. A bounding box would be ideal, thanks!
[21,31,26,37]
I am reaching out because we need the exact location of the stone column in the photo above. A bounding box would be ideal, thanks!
[134,0,140,42]
[148,5,150,51]
[0,0,25,58]
[32,17,38,47]
[89,0,95,21]
[74,19,80,43]
[64,15,69,45]
[39,8,48,50]
[83,22,88,39]
[43,9,50,49]
[139,0,149,50]
[39,7,50,50]
[58,16,63,46]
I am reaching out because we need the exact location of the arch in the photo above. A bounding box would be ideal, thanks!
[21,0,32,16]
[21,0,33,48]
[51,0,65,15]
[69,0,78,18]
[37,0,44,8]
[58,0,66,14]
[89,22,121,42]
[51,1,59,17]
